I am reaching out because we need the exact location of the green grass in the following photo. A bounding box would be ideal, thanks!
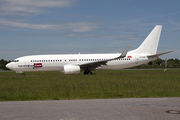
[0,69,180,101]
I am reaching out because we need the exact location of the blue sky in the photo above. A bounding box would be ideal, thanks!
[0,0,179,60]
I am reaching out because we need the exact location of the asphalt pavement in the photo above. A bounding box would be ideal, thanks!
[0,97,180,120]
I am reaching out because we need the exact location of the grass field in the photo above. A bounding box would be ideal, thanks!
[0,69,180,101]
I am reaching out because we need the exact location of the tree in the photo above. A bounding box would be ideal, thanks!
[0,59,11,70]
[154,58,163,66]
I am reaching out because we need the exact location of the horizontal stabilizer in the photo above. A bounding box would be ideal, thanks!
[147,51,173,58]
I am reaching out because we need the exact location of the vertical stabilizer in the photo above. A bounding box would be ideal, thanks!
[131,25,162,54]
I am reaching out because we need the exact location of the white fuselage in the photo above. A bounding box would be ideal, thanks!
[6,52,157,73]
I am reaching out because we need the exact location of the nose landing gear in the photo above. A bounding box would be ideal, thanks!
[22,73,25,76]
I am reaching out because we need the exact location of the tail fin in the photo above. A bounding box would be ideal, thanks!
[131,25,162,54]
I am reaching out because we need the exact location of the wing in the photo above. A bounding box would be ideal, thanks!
[79,45,130,70]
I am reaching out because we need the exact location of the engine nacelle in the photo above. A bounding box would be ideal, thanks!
[62,65,80,74]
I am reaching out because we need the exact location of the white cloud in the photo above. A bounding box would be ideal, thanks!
[169,20,180,27]
[61,22,98,32]
[101,34,141,40]
[5,0,74,7]
[0,5,43,14]
[0,0,75,14]
[0,18,98,32]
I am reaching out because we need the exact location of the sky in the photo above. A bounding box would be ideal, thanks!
[0,0,180,60]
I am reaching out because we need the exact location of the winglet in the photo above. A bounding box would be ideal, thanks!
[118,45,130,59]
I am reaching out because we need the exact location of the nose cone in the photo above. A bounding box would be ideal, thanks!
[6,63,13,70]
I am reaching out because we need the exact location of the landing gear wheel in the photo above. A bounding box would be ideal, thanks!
[88,71,92,75]
[84,71,88,75]
[22,73,25,76]
[84,70,92,75]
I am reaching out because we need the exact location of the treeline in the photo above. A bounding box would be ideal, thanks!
[130,58,180,69]
[0,59,11,70]
[0,58,180,70]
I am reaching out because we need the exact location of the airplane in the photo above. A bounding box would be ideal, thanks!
[6,25,172,75]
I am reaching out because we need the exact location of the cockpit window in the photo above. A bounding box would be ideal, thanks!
[13,60,19,62]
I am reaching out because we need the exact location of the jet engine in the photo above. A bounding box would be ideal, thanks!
[62,65,80,74]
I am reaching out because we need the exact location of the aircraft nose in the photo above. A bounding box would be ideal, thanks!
[6,63,13,70]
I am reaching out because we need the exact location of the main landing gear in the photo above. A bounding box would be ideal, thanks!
[84,70,92,75]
